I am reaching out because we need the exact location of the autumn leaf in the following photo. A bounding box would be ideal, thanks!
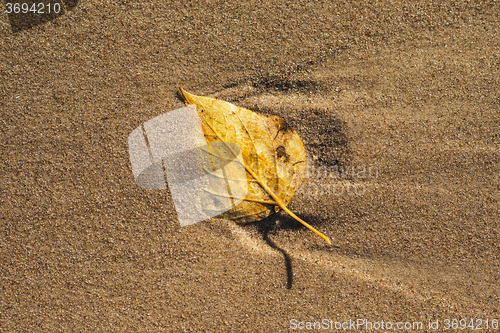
[180,88,331,245]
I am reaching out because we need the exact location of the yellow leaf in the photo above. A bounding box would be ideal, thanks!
[180,88,331,245]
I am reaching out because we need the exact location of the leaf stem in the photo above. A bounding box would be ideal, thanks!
[244,165,332,245]
[278,204,332,245]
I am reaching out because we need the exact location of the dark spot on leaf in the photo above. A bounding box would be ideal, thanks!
[276,146,289,162]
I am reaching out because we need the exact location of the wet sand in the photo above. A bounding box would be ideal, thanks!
[0,1,498,331]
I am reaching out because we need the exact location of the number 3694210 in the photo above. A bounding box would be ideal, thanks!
[5,3,61,14]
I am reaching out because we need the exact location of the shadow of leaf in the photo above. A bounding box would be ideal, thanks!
[256,215,294,289]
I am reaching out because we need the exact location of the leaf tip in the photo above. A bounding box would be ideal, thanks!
[179,87,195,105]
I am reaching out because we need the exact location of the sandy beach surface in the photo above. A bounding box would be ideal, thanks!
[1,1,498,331]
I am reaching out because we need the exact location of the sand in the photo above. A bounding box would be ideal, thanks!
[0,0,498,331]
